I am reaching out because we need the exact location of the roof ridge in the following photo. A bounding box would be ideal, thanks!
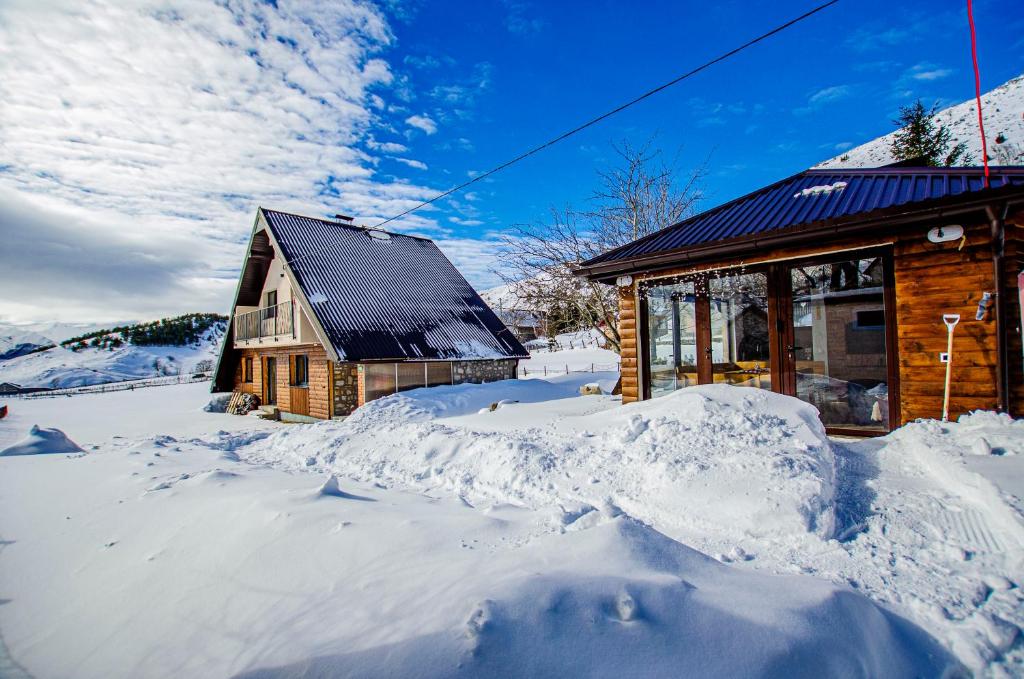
[259,207,434,242]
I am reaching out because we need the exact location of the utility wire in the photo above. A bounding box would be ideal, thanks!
[369,0,840,229]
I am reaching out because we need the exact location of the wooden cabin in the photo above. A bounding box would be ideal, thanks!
[576,165,1024,435]
[212,208,528,421]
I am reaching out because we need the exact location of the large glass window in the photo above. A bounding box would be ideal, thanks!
[645,281,698,398]
[790,257,888,430]
[709,272,771,389]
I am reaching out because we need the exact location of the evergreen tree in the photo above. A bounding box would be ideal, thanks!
[890,100,972,166]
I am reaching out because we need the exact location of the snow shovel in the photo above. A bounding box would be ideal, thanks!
[941,314,960,422]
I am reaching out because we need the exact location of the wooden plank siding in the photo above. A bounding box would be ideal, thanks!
[232,344,331,419]
[615,207,1024,424]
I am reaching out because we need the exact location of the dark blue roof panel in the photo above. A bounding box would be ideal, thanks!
[583,167,1024,267]
[261,209,528,361]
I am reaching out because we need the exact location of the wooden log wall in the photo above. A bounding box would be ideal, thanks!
[232,344,331,419]
[618,286,640,403]
[892,219,1001,421]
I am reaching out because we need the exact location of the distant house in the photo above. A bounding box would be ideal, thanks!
[212,209,529,421]
[0,382,22,395]
[576,165,1024,435]
[479,283,548,341]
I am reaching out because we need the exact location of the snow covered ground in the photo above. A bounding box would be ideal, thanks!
[519,346,620,375]
[1,378,1022,677]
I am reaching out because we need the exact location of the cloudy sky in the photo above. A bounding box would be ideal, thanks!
[1,0,1021,323]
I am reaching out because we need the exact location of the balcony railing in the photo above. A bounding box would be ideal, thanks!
[235,300,295,341]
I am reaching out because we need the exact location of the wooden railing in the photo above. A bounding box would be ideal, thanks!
[234,300,294,341]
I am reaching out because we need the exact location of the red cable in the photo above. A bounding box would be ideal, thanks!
[967,0,990,186]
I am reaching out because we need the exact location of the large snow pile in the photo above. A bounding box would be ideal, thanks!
[3,380,1023,676]
[0,383,956,678]
[245,382,836,548]
[0,425,83,456]
[816,72,1024,169]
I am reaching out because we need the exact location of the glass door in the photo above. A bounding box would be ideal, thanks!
[645,281,698,398]
[708,271,772,390]
[788,255,890,431]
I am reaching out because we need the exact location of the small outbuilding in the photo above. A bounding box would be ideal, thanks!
[213,208,528,421]
[575,164,1024,435]
[0,382,23,396]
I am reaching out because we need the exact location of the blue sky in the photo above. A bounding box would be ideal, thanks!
[380,0,1023,227]
[0,0,1021,322]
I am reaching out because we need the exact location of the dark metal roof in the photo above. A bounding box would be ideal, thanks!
[582,166,1024,269]
[261,209,528,361]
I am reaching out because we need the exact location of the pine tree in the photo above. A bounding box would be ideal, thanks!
[890,100,972,166]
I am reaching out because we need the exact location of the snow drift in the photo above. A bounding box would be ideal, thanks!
[244,381,837,546]
[0,425,83,456]
[234,516,954,679]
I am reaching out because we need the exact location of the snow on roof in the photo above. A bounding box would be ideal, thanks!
[260,209,528,361]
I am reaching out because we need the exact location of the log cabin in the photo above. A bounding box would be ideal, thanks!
[575,164,1024,435]
[212,208,528,421]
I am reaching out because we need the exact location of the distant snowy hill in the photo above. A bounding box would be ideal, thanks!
[0,329,54,361]
[0,315,225,389]
[816,73,1024,169]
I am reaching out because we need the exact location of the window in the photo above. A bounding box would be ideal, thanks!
[290,354,308,387]
[243,357,253,383]
[854,309,885,329]
[265,290,278,318]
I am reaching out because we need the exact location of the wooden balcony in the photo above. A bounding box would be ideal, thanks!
[234,301,294,341]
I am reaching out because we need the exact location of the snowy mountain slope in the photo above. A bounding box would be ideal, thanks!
[816,73,1024,168]
[0,324,223,388]
[0,329,53,361]
[0,320,125,346]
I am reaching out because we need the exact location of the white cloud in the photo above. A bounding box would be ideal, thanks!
[434,237,506,290]
[808,85,852,105]
[0,0,443,322]
[910,66,953,81]
[449,216,484,226]
[368,140,410,153]
[405,113,438,135]
[394,157,428,170]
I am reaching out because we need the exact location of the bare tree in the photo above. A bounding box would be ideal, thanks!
[497,139,706,352]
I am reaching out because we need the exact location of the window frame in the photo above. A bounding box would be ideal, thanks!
[243,356,253,383]
[290,353,309,388]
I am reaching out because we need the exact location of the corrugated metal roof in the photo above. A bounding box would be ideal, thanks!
[261,209,528,361]
[583,166,1024,267]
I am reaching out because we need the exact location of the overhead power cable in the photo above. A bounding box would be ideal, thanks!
[368,0,840,229]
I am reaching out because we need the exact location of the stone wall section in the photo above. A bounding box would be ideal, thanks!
[452,359,518,384]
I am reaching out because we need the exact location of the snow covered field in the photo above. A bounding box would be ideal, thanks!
[1,377,1022,677]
